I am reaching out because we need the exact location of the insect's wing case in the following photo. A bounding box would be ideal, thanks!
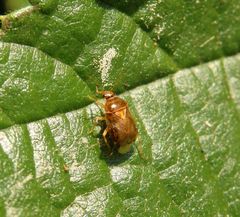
[107,107,138,147]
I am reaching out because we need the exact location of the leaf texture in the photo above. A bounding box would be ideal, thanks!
[0,0,240,216]
[0,54,240,216]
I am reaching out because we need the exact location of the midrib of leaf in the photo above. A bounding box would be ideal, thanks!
[0,41,239,130]
[0,47,238,133]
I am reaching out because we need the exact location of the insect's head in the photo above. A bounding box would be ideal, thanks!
[102,91,115,99]
[96,87,115,99]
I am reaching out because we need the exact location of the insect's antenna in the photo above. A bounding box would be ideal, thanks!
[85,94,97,103]
[85,92,104,111]
[96,86,105,96]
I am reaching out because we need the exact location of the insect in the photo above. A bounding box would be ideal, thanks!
[95,88,138,154]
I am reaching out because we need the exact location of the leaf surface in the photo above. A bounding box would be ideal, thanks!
[0,0,240,216]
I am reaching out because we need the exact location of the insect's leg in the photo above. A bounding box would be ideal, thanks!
[88,116,106,134]
[102,128,111,149]
[87,95,105,133]
[102,128,108,145]
[95,100,105,109]
[95,116,106,122]
[101,127,114,156]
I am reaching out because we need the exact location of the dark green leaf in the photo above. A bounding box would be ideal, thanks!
[0,42,92,129]
[103,0,240,67]
[0,0,240,216]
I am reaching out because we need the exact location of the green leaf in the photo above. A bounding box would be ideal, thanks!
[0,42,92,129]
[0,0,240,216]
[103,0,240,67]
[0,0,178,92]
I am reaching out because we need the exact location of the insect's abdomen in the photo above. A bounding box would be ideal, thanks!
[104,94,138,154]
[107,108,138,148]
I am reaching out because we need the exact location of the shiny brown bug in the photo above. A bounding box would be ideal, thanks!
[95,88,138,154]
